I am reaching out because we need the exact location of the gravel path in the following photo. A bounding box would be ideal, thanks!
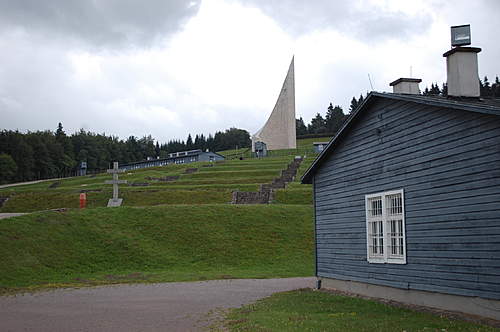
[0,277,315,332]
[0,179,50,189]
[0,213,26,220]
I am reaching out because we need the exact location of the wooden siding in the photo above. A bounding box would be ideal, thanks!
[314,98,500,300]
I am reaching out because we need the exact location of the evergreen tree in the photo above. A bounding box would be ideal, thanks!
[55,122,65,140]
[325,103,346,134]
[193,134,200,149]
[349,97,359,113]
[494,76,500,97]
[441,83,448,97]
[308,113,327,134]
[481,76,492,97]
[358,94,364,104]
[0,153,17,184]
[186,134,193,149]
[295,117,308,136]
[429,83,441,96]
[13,136,35,181]
[155,142,160,157]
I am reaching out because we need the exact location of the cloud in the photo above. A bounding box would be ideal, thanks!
[0,0,201,48]
[236,0,433,42]
[0,0,498,145]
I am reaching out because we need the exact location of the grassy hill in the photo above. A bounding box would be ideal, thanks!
[0,205,313,293]
[0,136,329,292]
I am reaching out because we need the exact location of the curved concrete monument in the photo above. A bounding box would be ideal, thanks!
[252,57,296,151]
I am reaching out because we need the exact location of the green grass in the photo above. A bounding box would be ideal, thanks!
[0,146,316,293]
[0,205,314,293]
[0,155,303,212]
[0,189,235,212]
[296,136,332,147]
[295,156,316,181]
[274,189,312,205]
[224,289,497,331]
[216,148,251,158]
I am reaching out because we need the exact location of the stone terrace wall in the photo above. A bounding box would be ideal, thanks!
[231,157,303,204]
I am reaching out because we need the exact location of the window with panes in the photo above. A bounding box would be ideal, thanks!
[365,189,406,264]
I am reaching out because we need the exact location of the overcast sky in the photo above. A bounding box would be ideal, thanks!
[1,0,499,143]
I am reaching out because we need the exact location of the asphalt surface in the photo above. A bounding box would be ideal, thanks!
[0,277,315,332]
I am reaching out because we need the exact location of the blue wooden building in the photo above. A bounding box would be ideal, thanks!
[119,149,224,171]
[302,90,500,319]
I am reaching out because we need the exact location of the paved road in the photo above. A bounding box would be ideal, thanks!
[0,277,315,332]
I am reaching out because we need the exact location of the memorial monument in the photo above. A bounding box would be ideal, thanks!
[105,162,127,207]
[252,57,296,151]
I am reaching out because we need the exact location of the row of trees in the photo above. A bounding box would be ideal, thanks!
[296,94,365,136]
[422,76,500,97]
[2,73,497,184]
[159,128,250,156]
[296,75,500,139]
[0,125,250,184]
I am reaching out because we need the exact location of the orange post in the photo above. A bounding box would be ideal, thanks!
[79,193,86,209]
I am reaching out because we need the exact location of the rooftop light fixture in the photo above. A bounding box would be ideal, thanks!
[451,24,471,47]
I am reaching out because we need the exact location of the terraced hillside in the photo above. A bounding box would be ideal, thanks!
[0,156,308,212]
[0,137,328,292]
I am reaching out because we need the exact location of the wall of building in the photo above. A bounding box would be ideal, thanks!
[120,152,224,170]
[314,97,500,300]
[198,152,225,163]
[321,278,500,320]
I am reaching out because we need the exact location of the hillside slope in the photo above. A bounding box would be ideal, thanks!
[0,137,328,292]
[0,205,313,292]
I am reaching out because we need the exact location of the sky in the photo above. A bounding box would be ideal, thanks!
[1,0,499,143]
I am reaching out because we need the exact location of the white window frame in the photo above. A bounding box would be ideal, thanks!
[365,189,406,264]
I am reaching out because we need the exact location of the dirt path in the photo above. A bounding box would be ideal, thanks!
[0,277,315,331]
[0,179,51,189]
[0,213,26,219]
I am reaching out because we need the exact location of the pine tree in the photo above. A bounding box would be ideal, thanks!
[349,97,359,113]
[481,76,491,97]
[155,142,160,157]
[429,83,441,96]
[325,103,346,134]
[0,153,17,184]
[441,83,448,97]
[494,76,500,97]
[186,134,193,149]
[55,122,65,140]
[308,113,327,134]
[296,117,308,136]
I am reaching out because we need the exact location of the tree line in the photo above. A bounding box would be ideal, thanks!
[296,75,500,138]
[296,95,364,137]
[0,125,250,184]
[422,76,500,97]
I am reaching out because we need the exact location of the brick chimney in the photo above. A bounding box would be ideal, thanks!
[443,47,481,98]
[389,78,422,95]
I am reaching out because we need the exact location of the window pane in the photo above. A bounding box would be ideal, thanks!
[369,197,382,216]
[386,193,402,215]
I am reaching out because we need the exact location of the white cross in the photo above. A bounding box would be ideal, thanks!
[105,162,127,206]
